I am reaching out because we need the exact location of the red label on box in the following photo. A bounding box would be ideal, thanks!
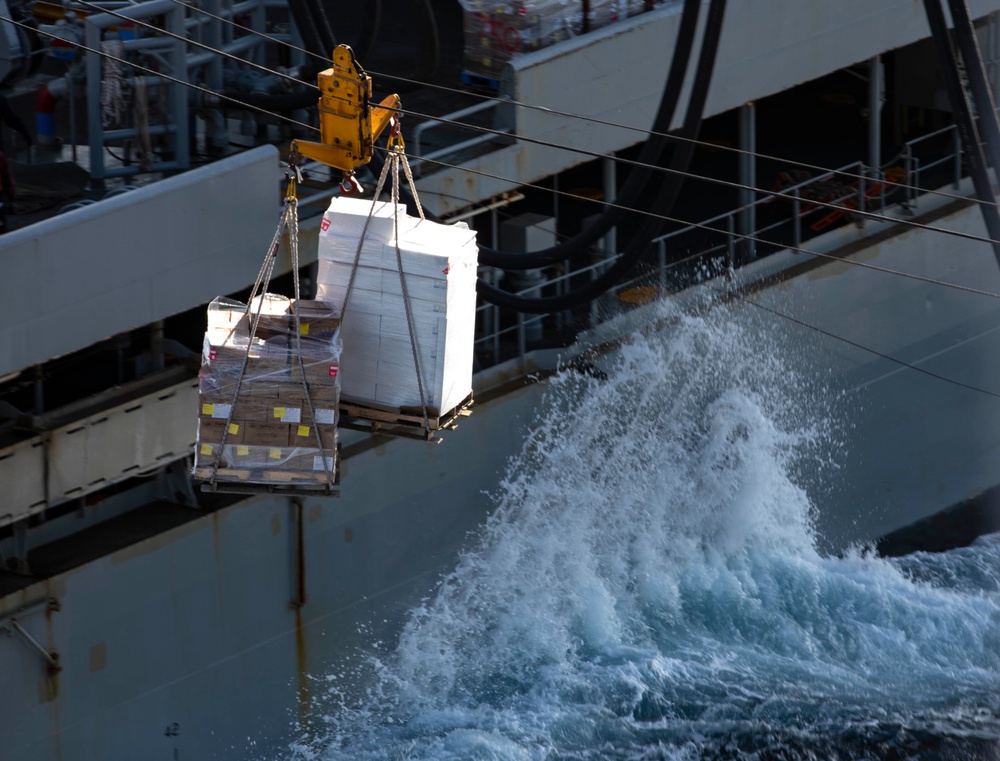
[209,349,217,361]
[320,217,331,232]
[443,265,450,275]
[328,365,339,378]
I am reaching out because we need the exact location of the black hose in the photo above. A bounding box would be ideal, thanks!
[475,0,703,270]
[287,0,330,59]
[475,0,727,314]
[215,87,317,113]
[372,0,702,265]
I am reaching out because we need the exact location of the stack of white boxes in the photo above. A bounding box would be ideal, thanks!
[315,197,479,416]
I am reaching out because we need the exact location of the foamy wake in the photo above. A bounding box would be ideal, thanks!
[292,299,1000,761]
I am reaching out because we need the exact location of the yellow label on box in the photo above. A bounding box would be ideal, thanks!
[269,447,281,460]
[297,425,310,438]
[202,403,214,416]
[299,324,310,335]
[273,407,285,419]
[236,445,249,456]
[200,443,213,455]
[228,423,239,435]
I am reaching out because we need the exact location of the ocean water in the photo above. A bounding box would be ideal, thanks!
[291,299,1000,760]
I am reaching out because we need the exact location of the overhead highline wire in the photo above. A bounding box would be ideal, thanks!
[414,151,1000,301]
[396,106,1000,254]
[4,14,1000,301]
[146,1,1000,249]
[164,0,1000,216]
[0,15,318,131]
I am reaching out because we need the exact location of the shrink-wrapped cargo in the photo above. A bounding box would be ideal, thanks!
[193,295,341,489]
[315,197,478,417]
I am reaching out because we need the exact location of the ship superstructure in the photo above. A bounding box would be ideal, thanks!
[2,1,1000,757]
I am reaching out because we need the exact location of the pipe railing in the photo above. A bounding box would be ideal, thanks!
[468,125,972,368]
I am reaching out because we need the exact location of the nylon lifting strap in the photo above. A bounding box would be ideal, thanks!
[337,127,432,434]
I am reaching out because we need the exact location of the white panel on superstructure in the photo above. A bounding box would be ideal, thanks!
[419,0,1000,216]
[0,145,281,378]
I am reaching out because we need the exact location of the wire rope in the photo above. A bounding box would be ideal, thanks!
[413,152,1000,303]
[748,299,1000,401]
[0,15,319,132]
[474,0,726,311]
[165,0,999,215]
[5,13,1000,304]
[73,0,318,92]
[77,0,1000,233]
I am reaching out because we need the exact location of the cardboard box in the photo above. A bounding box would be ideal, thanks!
[194,440,225,468]
[197,418,243,446]
[195,292,343,486]
[288,422,337,450]
[242,421,293,448]
[290,299,341,339]
[285,449,337,473]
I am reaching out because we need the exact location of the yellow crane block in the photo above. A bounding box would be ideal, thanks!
[292,44,400,175]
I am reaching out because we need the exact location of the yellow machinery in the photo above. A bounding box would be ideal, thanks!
[292,44,400,190]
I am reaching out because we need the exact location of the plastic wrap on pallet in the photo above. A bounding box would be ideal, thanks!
[194,295,341,486]
[315,196,478,415]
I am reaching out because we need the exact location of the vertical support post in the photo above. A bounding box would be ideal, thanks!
[726,213,735,273]
[12,520,29,575]
[205,0,228,152]
[792,188,801,250]
[85,19,105,188]
[738,102,756,262]
[603,154,617,256]
[517,314,526,359]
[150,320,165,373]
[992,11,1000,106]
[33,365,43,414]
[868,55,884,175]
[68,64,77,163]
[489,208,500,363]
[858,164,867,227]
[169,4,190,171]
[658,240,667,290]
[954,135,963,189]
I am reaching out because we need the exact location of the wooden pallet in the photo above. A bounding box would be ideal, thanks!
[338,393,473,442]
[194,446,341,497]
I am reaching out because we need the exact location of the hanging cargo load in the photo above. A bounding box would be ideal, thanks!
[316,195,478,441]
[193,295,342,494]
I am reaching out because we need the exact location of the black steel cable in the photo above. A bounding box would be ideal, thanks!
[475,0,726,312]
[415,152,1000,302]
[73,0,318,91]
[0,15,319,131]
[473,0,702,269]
[4,13,999,306]
[748,299,1000,400]
[171,0,988,215]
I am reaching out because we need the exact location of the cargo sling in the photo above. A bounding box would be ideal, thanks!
[206,169,337,492]
[335,127,433,435]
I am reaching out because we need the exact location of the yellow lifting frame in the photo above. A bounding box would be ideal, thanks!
[291,44,400,174]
